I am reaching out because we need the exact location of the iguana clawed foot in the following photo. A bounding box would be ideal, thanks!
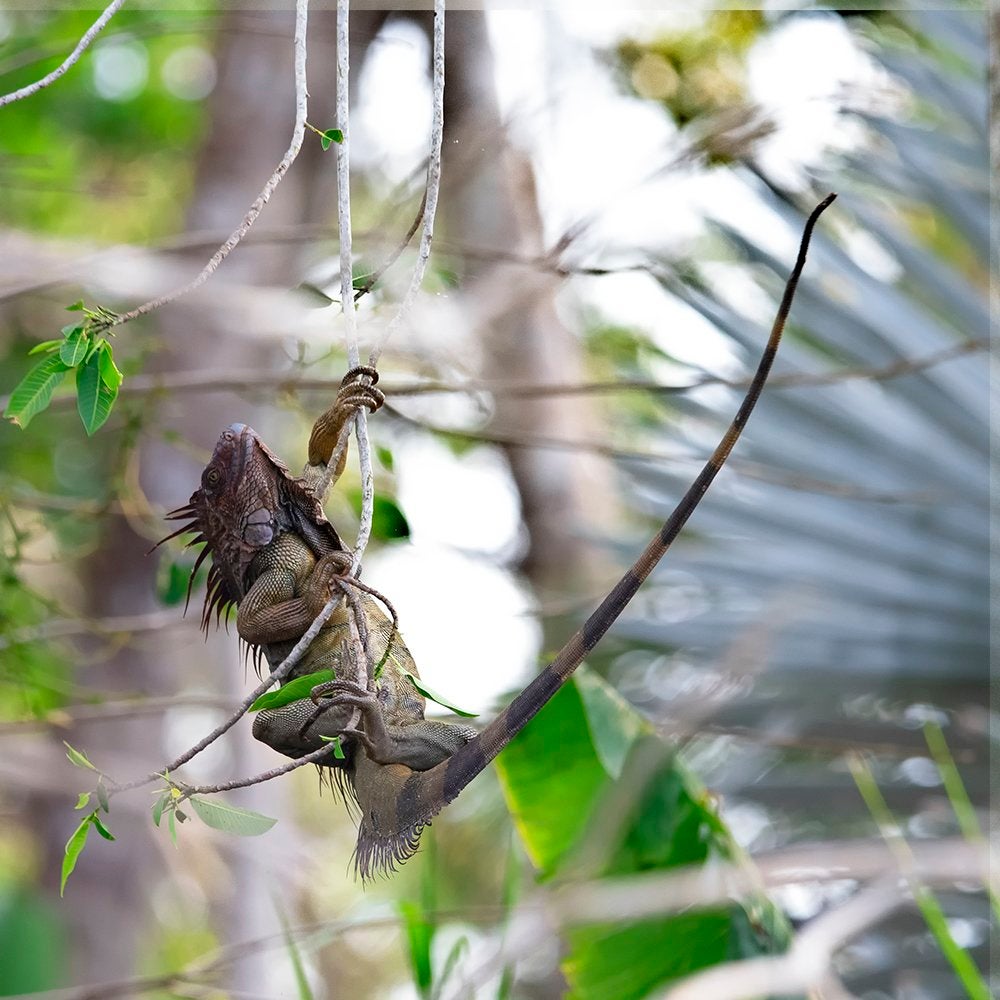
[308,366,385,468]
[301,550,355,618]
[299,679,393,760]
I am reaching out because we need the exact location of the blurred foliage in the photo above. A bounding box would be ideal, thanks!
[616,11,763,129]
[0,6,214,240]
[497,669,788,997]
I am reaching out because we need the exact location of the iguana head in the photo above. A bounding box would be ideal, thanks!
[156,423,344,631]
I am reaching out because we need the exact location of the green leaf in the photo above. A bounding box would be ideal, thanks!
[277,904,315,1000]
[346,489,410,541]
[74,793,91,811]
[438,936,469,995]
[576,669,648,780]
[97,342,123,390]
[66,300,85,312]
[4,354,71,429]
[75,352,118,435]
[294,282,336,307]
[320,128,343,150]
[95,780,110,813]
[403,671,477,718]
[63,742,97,771]
[152,791,169,827]
[60,815,92,896]
[188,796,277,836]
[250,669,335,712]
[398,900,434,996]
[375,445,395,472]
[91,814,115,841]
[167,808,178,845]
[59,327,90,366]
[495,669,790,996]
[27,339,62,356]
[318,735,346,759]
[158,556,208,607]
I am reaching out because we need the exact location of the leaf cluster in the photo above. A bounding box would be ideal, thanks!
[4,301,123,435]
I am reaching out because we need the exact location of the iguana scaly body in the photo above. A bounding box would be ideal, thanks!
[159,369,477,874]
[163,195,833,880]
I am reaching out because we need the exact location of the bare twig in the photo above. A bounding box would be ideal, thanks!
[0,693,232,736]
[176,742,336,799]
[352,188,427,301]
[368,0,446,368]
[0,0,126,108]
[318,0,446,570]
[110,0,310,327]
[109,590,344,796]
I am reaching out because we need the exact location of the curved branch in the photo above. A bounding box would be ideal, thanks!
[0,0,126,108]
[110,0,311,326]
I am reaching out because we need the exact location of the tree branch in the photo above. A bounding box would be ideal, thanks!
[110,0,310,327]
[0,0,126,108]
[109,590,344,796]
[368,0,446,368]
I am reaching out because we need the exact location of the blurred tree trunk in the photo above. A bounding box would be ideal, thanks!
[435,12,617,617]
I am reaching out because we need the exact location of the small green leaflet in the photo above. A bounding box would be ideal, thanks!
[97,341,123,389]
[96,780,110,813]
[403,672,478,718]
[64,741,97,771]
[76,352,118,435]
[320,128,343,150]
[27,338,63,356]
[74,792,91,810]
[295,282,336,307]
[92,814,115,841]
[59,326,90,366]
[249,669,334,712]
[59,810,113,894]
[188,796,277,836]
[5,301,124,434]
[318,735,346,759]
[61,814,92,896]
[152,790,169,827]
[4,354,70,429]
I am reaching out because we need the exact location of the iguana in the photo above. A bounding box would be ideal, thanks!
[161,194,834,880]
[158,367,480,874]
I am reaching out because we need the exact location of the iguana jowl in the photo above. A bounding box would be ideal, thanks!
[163,195,833,880]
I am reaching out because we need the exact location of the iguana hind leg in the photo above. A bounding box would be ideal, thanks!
[308,680,477,770]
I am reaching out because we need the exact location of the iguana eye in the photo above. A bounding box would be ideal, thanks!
[203,467,221,488]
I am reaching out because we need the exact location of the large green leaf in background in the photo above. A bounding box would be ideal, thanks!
[496,668,788,998]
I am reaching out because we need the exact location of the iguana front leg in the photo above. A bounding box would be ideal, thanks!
[237,541,352,646]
